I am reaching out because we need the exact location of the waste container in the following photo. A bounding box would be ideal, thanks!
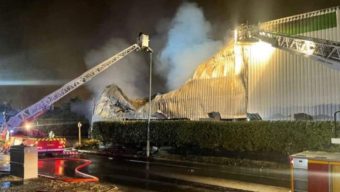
[10,145,38,179]
[290,151,340,192]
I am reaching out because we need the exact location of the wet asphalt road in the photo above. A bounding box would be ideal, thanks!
[0,153,290,191]
[79,154,290,192]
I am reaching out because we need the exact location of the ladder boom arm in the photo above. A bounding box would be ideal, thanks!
[6,42,144,129]
[255,31,340,69]
[237,25,340,70]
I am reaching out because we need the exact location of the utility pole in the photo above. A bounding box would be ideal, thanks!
[146,51,153,159]
[78,122,82,145]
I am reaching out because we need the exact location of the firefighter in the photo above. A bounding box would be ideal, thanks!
[48,131,55,138]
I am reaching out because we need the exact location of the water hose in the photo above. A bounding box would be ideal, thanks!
[38,158,99,182]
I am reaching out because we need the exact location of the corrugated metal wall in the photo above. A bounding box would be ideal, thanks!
[141,45,247,120]
[247,45,340,120]
[150,77,246,120]
[248,7,340,120]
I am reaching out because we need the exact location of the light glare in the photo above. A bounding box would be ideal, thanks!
[250,41,275,62]
[24,122,33,130]
[234,29,238,43]
[234,45,243,75]
[303,41,315,56]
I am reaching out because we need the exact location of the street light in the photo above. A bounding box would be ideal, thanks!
[78,122,82,146]
[146,50,153,159]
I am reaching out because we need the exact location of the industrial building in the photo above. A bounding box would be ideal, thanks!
[93,6,340,121]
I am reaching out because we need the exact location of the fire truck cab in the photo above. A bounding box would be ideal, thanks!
[9,135,66,155]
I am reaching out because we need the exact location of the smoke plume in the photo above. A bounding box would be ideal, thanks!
[157,2,222,90]
[84,39,148,98]
[71,38,148,119]
[72,2,223,119]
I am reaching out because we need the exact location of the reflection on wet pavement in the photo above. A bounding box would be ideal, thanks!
[38,158,99,182]
[0,154,93,181]
[0,153,289,192]
[83,154,288,192]
[38,158,79,178]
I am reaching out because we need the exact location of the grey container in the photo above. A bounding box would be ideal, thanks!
[10,145,38,179]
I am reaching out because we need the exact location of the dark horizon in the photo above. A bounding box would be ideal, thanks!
[0,0,338,108]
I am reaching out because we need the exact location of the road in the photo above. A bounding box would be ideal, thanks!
[0,153,290,192]
[81,154,290,192]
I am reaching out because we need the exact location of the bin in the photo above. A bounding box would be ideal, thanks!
[10,145,38,179]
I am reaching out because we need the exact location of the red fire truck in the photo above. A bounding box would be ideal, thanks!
[2,125,66,155]
[35,137,66,154]
[8,135,66,155]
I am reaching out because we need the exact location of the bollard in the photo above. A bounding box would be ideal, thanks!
[10,145,38,179]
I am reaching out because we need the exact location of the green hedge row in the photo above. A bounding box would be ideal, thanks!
[93,121,334,155]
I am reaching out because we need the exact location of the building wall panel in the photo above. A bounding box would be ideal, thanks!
[247,43,340,120]
[245,6,340,120]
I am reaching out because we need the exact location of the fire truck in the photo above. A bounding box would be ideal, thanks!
[1,124,66,155]
[0,33,151,151]
[9,136,66,154]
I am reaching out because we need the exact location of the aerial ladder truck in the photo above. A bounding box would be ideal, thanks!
[0,33,151,151]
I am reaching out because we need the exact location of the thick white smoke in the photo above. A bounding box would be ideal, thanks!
[71,38,148,119]
[157,2,222,90]
[84,38,148,99]
[72,2,222,119]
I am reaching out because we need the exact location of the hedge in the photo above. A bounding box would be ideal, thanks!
[92,120,334,155]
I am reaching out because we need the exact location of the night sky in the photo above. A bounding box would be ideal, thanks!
[0,0,338,108]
